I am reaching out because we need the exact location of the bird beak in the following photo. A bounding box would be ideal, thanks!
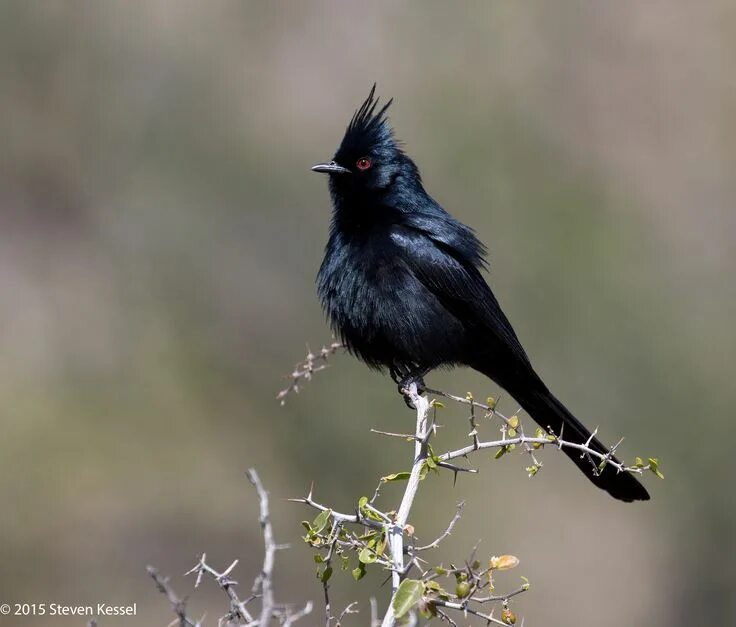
[311,161,351,175]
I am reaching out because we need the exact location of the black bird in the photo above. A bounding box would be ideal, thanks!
[312,86,649,502]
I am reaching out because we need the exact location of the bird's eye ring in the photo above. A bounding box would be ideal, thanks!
[356,157,372,171]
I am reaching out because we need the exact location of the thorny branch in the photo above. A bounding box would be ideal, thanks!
[148,470,312,627]
[147,565,200,627]
[277,341,344,405]
[287,342,660,627]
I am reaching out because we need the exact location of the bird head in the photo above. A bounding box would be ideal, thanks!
[312,85,418,202]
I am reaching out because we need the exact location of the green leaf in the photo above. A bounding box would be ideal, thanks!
[352,562,366,581]
[320,566,333,583]
[648,457,664,479]
[359,547,377,564]
[312,509,331,534]
[381,472,411,482]
[358,496,368,509]
[392,579,424,618]
[376,532,387,556]
[313,554,324,563]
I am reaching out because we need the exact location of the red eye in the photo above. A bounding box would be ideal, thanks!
[356,157,372,171]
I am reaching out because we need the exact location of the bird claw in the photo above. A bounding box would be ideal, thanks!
[398,375,427,409]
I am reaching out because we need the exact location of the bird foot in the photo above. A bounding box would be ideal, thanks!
[398,375,427,409]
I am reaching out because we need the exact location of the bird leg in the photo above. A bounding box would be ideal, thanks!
[394,367,428,409]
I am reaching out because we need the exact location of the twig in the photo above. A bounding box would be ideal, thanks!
[246,469,276,627]
[184,554,252,624]
[414,502,465,551]
[283,602,314,627]
[147,565,199,627]
[431,599,509,626]
[277,341,343,404]
[288,494,384,530]
[336,601,359,627]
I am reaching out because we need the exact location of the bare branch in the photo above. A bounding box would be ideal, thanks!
[184,554,253,625]
[277,341,343,404]
[414,502,465,551]
[147,565,200,627]
[246,469,276,627]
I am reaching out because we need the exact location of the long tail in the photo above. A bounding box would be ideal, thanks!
[489,372,649,502]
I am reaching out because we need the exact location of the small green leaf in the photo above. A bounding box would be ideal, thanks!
[434,566,448,576]
[648,457,664,479]
[358,496,368,509]
[455,581,471,598]
[358,530,378,541]
[312,509,331,534]
[313,554,324,563]
[352,562,366,581]
[381,472,411,482]
[392,579,424,618]
[359,547,377,564]
[320,566,333,583]
[376,532,387,556]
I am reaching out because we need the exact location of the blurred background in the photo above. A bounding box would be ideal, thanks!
[1,2,734,625]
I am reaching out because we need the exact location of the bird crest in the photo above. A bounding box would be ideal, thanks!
[336,84,396,160]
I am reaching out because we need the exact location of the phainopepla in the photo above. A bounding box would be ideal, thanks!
[312,85,649,502]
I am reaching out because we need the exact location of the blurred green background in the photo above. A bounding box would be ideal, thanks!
[1,2,734,625]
